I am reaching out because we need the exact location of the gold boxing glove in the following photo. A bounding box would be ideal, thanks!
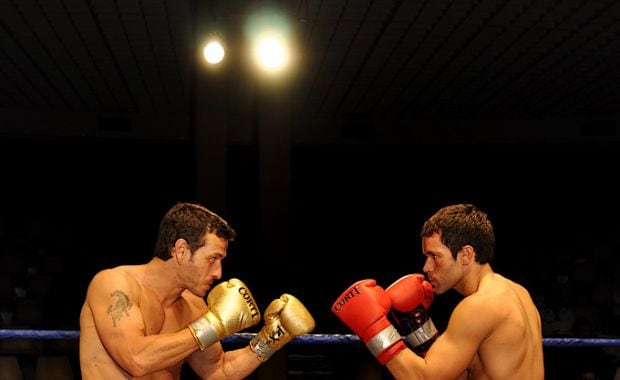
[188,278,261,351]
[250,293,315,362]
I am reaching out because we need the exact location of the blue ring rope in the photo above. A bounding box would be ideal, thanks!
[0,329,618,347]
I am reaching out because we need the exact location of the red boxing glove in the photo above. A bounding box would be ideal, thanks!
[386,274,438,355]
[331,279,405,364]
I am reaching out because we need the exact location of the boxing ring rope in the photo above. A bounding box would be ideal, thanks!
[1,329,619,347]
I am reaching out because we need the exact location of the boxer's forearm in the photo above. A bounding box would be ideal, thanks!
[113,330,198,376]
[189,345,262,379]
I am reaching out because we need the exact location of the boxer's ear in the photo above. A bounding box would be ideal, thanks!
[458,245,475,264]
[172,239,189,262]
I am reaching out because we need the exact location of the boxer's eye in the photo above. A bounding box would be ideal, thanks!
[207,254,224,263]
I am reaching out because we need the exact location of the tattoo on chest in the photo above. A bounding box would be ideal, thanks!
[107,290,133,327]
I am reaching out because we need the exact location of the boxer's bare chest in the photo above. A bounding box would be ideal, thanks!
[140,293,191,335]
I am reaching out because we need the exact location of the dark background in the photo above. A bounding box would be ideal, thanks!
[1,136,618,333]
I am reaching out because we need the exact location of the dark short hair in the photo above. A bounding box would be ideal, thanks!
[420,204,495,263]
[153,202,236,260]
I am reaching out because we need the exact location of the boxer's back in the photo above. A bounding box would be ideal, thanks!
[467,274,544,379]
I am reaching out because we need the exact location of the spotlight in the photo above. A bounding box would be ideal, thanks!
[203,39,225,64]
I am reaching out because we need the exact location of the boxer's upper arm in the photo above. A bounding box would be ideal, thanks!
[423,296,495,378]
[86,269,145,371]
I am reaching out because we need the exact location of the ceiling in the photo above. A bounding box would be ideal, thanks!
[1,0,619,140]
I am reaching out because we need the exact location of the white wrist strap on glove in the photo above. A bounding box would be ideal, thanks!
[188,318,218,351]
[405,318,437,347]
[366,324,401,357]
[249,335,277,362]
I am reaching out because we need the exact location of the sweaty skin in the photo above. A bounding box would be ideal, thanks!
[79,233,262,379]
[386,233,544,380]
